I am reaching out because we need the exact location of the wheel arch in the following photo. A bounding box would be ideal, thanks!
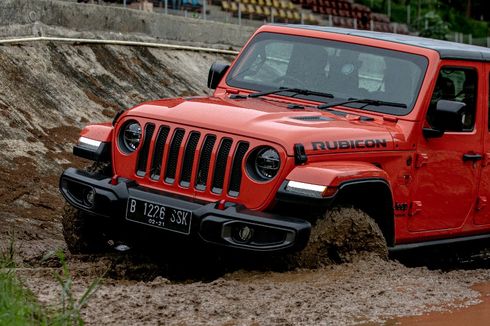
[332,178,395,247]
[278,161,395,246]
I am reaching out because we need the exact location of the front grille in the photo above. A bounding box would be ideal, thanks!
[180,132,200,187]
[212,138,233,194]
[195,135,216,191]
[136,123,251,198]
[228,142,249,197]
[136,123,155,176]
[150,126,170,180]
[165,128,185,183]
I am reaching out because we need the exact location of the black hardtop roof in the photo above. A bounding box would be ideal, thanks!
[280,25,490,62]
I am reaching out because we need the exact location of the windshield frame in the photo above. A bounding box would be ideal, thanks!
[225,32,429,116]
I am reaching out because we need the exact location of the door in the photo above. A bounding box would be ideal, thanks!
[409,63,483,232]
[475,64,490,225]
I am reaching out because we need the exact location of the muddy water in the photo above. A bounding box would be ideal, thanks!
[15,254,490,326]
[397,282,490,325]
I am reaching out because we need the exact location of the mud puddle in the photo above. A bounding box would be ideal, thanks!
[16,252,490,326]
[396,282,490,325]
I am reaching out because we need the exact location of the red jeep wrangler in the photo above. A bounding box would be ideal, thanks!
[60,24,490,258]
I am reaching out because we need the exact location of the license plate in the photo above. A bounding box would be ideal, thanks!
[125,197,192,235]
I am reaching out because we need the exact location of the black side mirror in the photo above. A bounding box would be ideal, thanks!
[207,62,230,89]
[423,100,466,138]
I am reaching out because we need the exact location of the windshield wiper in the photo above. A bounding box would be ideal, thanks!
[248,87,334,99]
[317,98,407,110]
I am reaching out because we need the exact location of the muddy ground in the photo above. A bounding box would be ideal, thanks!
[2,40,490,325]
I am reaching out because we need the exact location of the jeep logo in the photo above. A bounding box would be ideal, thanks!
[312,139,388,151]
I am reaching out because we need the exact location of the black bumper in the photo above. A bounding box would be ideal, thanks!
[59,168,311,253]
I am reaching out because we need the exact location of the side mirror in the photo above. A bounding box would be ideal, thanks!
[423,100,466,138]
[207,62,230,89]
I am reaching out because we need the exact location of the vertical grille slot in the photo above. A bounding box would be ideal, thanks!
[180,132,201,187]
[211,138,233,194]
[136,123,155,176]
[195,135,217,191]
[164,128,185,184]
[228,142,249,197]
[150,126,170,180]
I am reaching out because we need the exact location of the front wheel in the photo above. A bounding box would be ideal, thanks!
[295,207,388,268]
[62,206,109,254]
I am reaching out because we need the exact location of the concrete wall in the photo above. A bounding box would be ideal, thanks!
[0,0,256,48]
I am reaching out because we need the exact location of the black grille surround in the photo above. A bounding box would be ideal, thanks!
[133,123,257,199]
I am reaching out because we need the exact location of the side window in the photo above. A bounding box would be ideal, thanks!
[427,67,478,132]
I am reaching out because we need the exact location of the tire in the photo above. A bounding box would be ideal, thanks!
[62,206,109,254]
[295,207,388,268]
[62,162,112,254]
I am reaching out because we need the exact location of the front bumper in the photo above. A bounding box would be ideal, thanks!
[59,168,311,253]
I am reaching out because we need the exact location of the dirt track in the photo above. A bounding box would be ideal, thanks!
[2,41,490,325]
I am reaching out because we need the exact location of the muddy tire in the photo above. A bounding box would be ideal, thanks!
[295,207,388,268]
[62,162,112,254]
[62,206,109,254]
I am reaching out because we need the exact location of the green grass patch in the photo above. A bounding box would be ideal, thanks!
[0,239,48,325]
[0,234,103,326]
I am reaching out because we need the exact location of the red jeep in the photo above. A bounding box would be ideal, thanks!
[59,24,490,258]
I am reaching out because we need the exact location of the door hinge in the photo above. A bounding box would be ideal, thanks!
[409,201,422,216]
[477,196,487,211]
[415,153,428,168]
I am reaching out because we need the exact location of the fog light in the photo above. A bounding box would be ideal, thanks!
[84,188,95,206]
[235,225,254,243]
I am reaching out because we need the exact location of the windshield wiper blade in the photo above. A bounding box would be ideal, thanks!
[317,98,407,110]
[248,87,333,99]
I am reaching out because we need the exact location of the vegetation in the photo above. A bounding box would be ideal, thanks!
[357,0,489,40]
[0,235,102,325]
[0,239,47,325]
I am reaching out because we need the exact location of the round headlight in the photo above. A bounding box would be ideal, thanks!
[120,121,142,153]
[254,147,280,180]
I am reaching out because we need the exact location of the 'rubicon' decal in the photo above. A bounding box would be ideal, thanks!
[312,139,388,151]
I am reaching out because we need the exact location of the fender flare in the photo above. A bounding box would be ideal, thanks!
[79,123,113,143]
[277,161,395,246]
[73,123,113,162]
[285,161,390,189]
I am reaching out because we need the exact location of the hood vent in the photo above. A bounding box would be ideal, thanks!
[292,116,333,121]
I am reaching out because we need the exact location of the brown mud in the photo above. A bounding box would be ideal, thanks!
[1,41,490,325]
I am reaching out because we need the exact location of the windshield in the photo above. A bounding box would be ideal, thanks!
[226,32,428,115]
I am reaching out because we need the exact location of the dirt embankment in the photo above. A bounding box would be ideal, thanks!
[0,41,231,261]
[2,40,490,325]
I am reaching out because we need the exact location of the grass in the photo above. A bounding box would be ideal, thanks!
[0,235,47,325]
[51,251,102,325]
[0,233,103,325]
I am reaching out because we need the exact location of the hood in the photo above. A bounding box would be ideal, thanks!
[126,96,397,156]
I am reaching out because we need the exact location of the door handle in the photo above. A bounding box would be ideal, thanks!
[463,153,483,162]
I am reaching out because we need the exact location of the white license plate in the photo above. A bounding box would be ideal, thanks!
[125,197,192,235]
